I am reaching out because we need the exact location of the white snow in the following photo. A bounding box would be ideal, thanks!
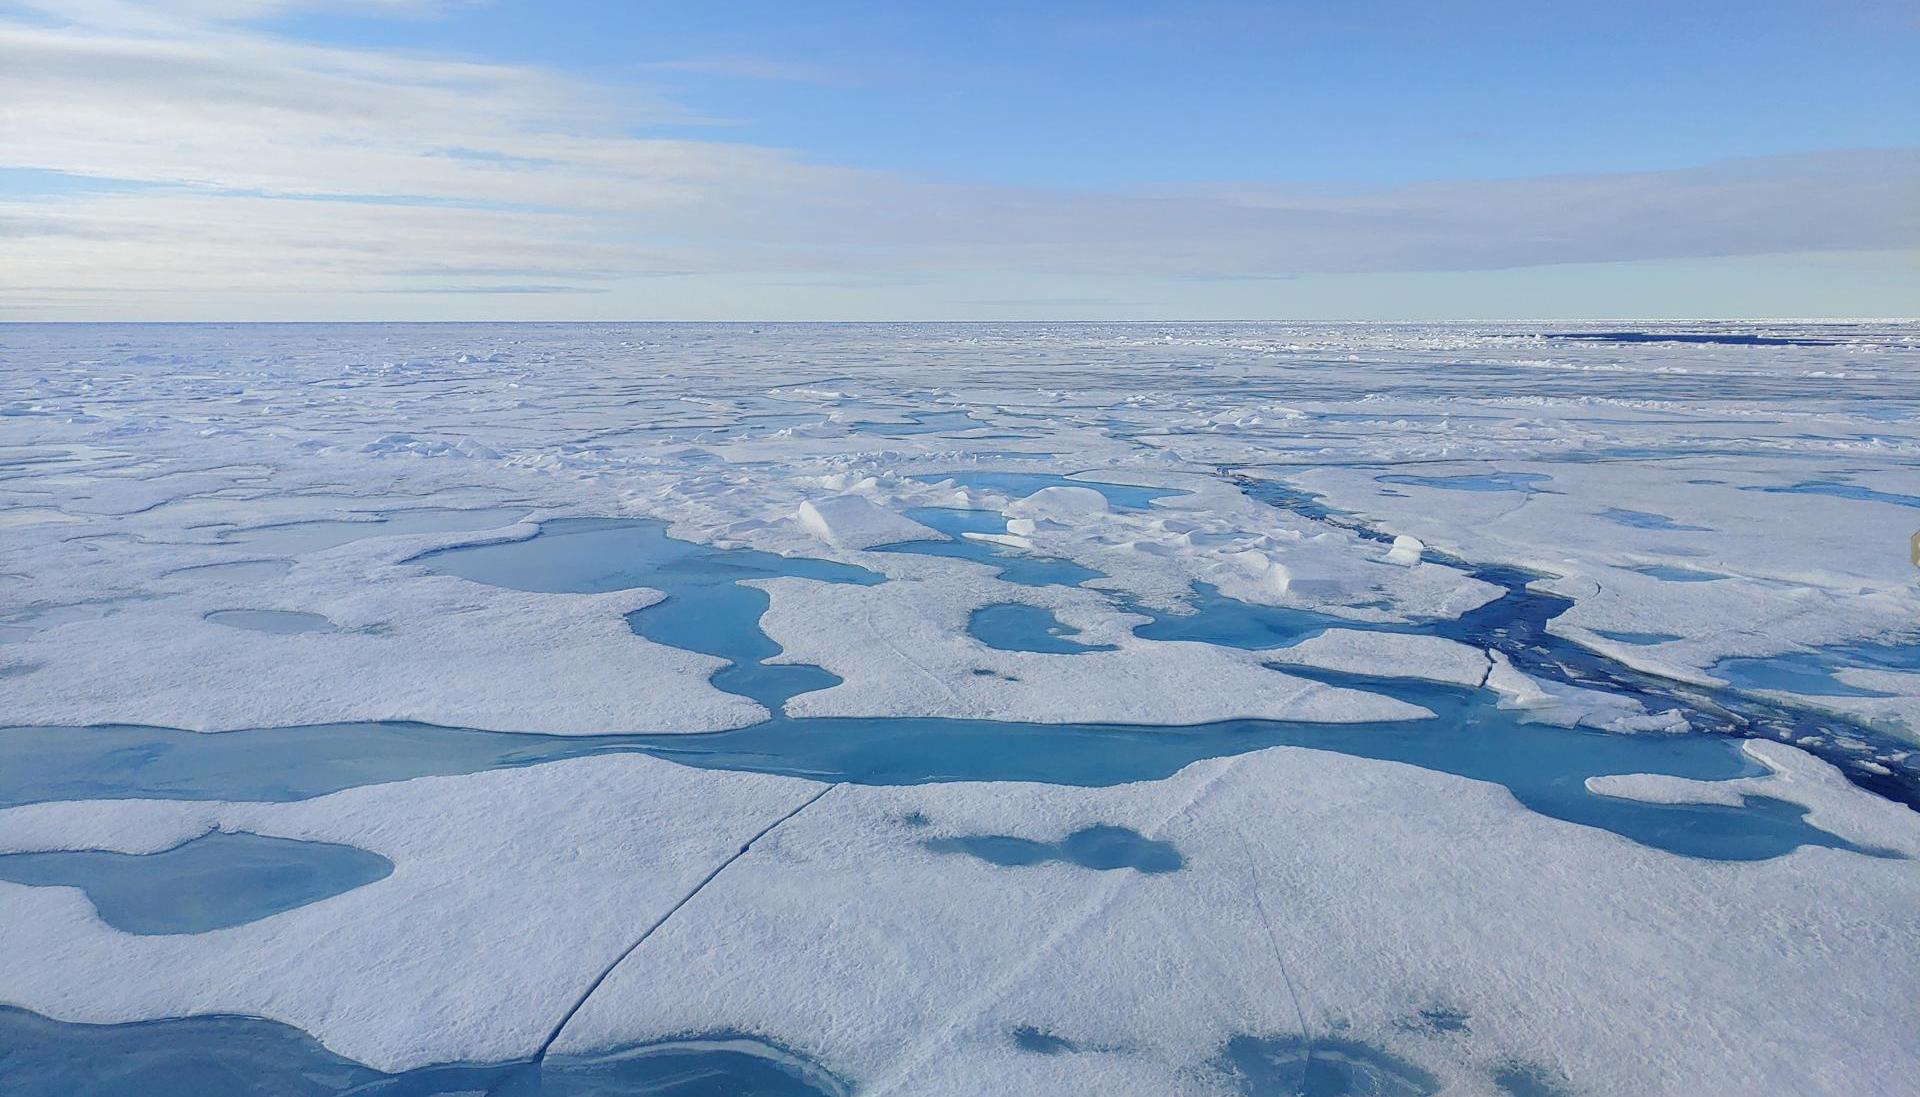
[1005,485,1110,519]
[1,321,1917,1094]
[6,744,1916,1094]
[1262,629,1490,687]
[756,570,1431,725]
[0,755,825,1070]
[554,745,1920,1097]
[1484,651,1690,733]
[0,530,764,734]
[794,495,937,550]
[1589,739,1920,857]
[1384,534,1424,566]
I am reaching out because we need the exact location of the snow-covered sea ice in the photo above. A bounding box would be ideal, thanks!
[2,321,1918,1096]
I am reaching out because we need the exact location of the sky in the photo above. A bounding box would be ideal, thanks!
[1,0,1916,321]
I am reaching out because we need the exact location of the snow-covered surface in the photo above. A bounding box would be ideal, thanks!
[5,744,1916,1094]
[757,572,1432,725]
[1590,739,1920,857]
[1261,629,1490,687]
[556,746,1920,1097]
[1,530,765,733]
[0,755,825,1069]
[3,321,1919,1094]
[795,493,938,550]
[1483,650,1691,733]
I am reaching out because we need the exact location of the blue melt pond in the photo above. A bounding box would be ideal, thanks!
[1714,639,1919,699]
[204,609,335,635]
[911,471,1189,512]
[925,824,1183,873]
[413,518,881,711]
[1375,471,1552,493]
[1591,629,1683,646]
[1753,481,1920,510]
[4,512,1899,864]
[874,507,1105,587]
[0,830,391,935]
[1596,508,1707,532]
[877,472,1185,585]
[1129,582,1374,650]
[1492,1063,1576,1097]
[0,1007,850,1097]
[1629,565,1727,583]
[1219,1034,1439,1097]
[969,603,1115,654]
[1010,1026,1077,1054]
[0,690,1887,864]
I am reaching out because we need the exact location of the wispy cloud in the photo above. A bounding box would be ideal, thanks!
[11,0,464,30]
[2,1,1915,316]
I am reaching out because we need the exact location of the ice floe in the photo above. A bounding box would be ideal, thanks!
[2,320,1917,1095]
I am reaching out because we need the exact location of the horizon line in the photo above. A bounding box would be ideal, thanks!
[4,316,1917,327]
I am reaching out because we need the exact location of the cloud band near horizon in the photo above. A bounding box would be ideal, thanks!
[2,1,1915,320]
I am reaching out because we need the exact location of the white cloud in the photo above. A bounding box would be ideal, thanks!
[8,0,459,32]
[2,4,1915,316]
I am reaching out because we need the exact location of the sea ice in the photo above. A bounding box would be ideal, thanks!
[2,321,1916,1096]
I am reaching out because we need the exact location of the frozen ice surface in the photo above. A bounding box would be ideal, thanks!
[0,755,827,1070]
[757,572,1433,725]
[1261,629,1491,688]
[554,746,1920,1097]
[1383,534,1424,566]
[6,747,1914,1094]
[2,321,1919,1095]
[795,494,938,549]
[0,532,767,734]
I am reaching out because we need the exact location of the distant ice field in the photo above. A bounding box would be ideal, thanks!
[1,321,1918,1096]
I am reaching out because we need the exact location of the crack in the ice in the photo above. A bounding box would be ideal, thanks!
[863,598,962,707]
[1236,826,1316,1073]
[1216,465,1920,810]
[528,781,840,1063]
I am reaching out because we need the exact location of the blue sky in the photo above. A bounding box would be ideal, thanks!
[269,1,1920,185]
[2,0,1915,319]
